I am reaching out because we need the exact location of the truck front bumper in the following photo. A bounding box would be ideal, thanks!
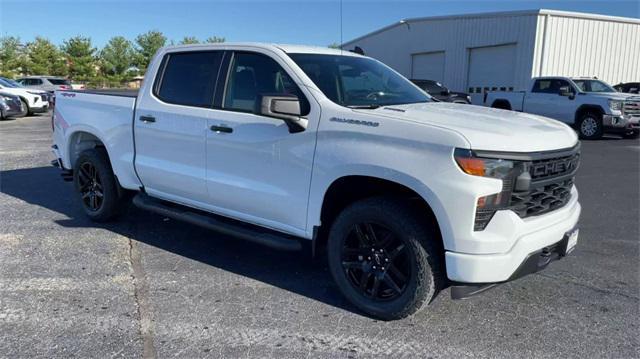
[603,114,639,132]
[445,188,581,291]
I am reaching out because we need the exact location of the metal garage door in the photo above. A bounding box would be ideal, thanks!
[411,52,445,82]
[467,44,517,104]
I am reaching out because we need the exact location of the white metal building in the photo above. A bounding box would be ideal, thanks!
[342,9,640,103]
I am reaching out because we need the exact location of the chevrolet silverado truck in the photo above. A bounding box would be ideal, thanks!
[52,43,581,320]
[485,77,640,140]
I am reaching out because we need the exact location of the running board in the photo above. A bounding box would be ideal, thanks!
[132,193,303,251]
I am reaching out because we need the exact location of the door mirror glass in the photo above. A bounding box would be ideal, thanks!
[559,86,573,97]
[260,95,307,133]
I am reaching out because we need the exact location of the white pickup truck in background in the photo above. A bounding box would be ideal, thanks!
[52,43,581,320]
[485,77,640,139]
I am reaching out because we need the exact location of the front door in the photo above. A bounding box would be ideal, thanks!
[204,51,318,234]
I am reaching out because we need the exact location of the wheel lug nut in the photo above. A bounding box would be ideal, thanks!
[368,257,371,260]
[358,255,363,261]
[372,266,376,269]
[381,267,385,271]
[385,258,389,262]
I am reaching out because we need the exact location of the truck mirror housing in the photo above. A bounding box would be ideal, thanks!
[259,94,307,133]
[559,86,574,98]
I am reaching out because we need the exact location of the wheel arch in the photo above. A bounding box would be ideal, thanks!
[312,174,449,257]
[575,104,605,123]
[67,130,108,169]
[491,99,512,110]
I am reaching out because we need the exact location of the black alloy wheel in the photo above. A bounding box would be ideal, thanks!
[77,161,104,212]
[341,222,411,301]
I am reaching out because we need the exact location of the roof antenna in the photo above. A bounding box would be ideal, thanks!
[339,0,343,54]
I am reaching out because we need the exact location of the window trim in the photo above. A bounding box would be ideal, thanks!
[152,50,226,109]
[219,50,311,117]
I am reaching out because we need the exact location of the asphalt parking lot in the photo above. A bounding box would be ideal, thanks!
[1,112,638,358]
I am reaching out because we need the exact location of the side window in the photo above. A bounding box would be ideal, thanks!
[224,52,309,115]
[34,79,43,85]
[532,80,552,93]
[156,51,223,108]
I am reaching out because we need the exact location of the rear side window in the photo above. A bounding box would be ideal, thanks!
[156,51,223,108]
[48,78,71,85]
[223,52,309,115]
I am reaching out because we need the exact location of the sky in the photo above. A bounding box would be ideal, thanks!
[1,0,638,48]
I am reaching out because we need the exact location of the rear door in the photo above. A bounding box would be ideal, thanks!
[134,50,224,203]
[523,79,557,118]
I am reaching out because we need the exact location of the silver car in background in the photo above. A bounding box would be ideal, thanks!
[0,92,24,120]
[17,76,72,92]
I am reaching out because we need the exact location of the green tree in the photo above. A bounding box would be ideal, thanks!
[134,30,166,72]
[179,36,200,45]
[205,36,225,43]
[61,36,96,82]
[0,36,24,77]
[99,36,134,85]
[328,43,341,49]
[24,37,67,76]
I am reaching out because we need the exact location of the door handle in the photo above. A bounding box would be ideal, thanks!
[210,125,233,133]
[139,115,156,123]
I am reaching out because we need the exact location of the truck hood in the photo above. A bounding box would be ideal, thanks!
[0,87,46,97]
[366,102,578,152]
[580,92,639,101]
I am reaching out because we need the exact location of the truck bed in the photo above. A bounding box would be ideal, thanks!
[53,88,141,189]
[63,89,139,97]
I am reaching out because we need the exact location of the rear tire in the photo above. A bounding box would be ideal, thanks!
[327,197,443,320]
[73,148,125,222]
[576,112,603,140]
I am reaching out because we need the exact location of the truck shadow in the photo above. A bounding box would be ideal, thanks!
[0,166,354,314]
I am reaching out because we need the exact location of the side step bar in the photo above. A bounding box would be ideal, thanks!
[132,193,303,251]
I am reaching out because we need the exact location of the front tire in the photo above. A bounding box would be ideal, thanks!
[327,197,443,320]
[18,99,29,117]
[577,112,603,140]
[73,148,125,222]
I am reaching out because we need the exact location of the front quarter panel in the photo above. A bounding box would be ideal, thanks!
[306,100,500,250]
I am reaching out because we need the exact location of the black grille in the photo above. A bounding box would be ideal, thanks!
[510,178,573,218]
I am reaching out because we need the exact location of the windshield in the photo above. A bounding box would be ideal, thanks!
[288,54,431,108]
[0,77,21,88]
[573,79,616,93]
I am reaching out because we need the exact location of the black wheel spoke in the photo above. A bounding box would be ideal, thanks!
[382,273,402,294]
[371,275,381,298]
[342,261,363,270]
[388,264,407,283]
[377,232,393,249]
[363,223,378,244]
[388,244,406,261]
[79,166,91,181]
[359,271,372,291]
[353,224,370,247]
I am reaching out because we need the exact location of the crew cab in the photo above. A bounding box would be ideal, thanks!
[52,43,581,320]
[485,77,640,139]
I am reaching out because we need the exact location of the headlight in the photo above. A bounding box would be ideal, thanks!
[608,99,623,112]
[1,96,13,101]
[454,149,524,231]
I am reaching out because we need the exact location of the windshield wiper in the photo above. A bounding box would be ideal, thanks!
[347,104,382,109]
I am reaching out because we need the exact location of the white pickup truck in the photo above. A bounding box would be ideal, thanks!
[52,43,581,320]
[485,76,640,140]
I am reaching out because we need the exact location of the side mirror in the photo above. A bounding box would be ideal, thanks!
[559,86,574,98]
[259,95,307,133]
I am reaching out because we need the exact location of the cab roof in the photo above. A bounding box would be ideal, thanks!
[161,42,363,57]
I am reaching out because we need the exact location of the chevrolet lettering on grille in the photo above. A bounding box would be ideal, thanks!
[530,156,579,178]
